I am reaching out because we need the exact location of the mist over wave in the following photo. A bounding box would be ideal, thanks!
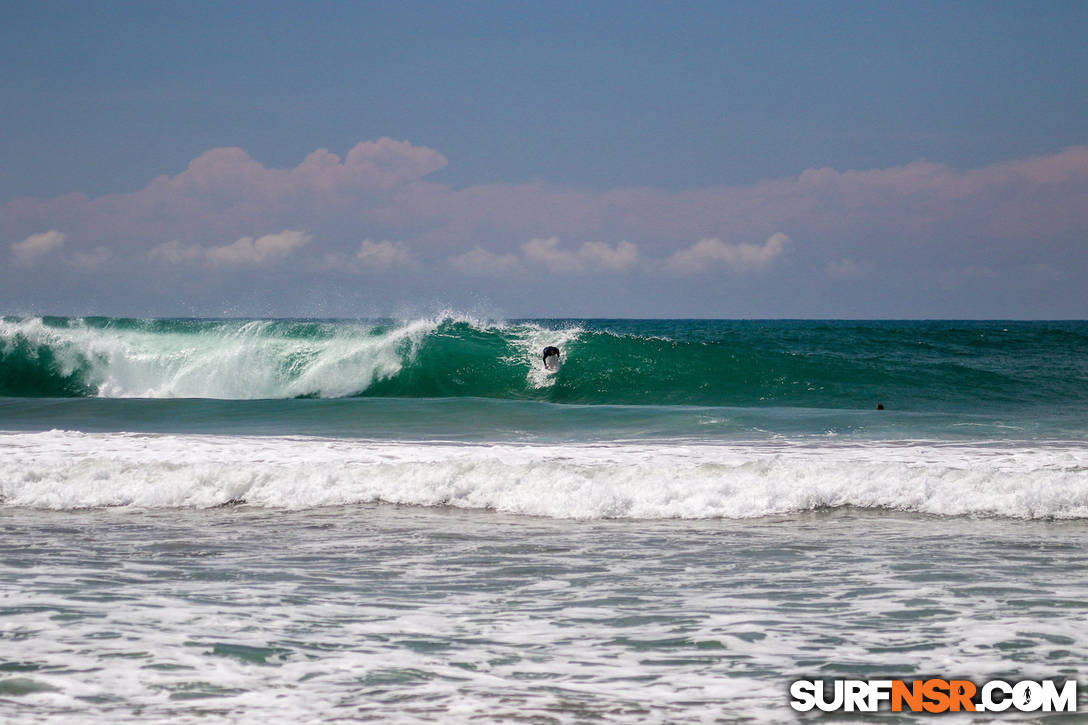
[3,316,1087,412]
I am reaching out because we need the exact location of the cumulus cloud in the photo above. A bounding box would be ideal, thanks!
[522,237,580,273]
[666,233,789,274]
[521,237,640,274]
[207,231,311,265]
[156,137,447,200]
[6,143,1085,268]
[12,230,65,266]
[449,247,525,276]
[354,240,413,270]
[321,239,415,274]
[151,230,311,267]
[3,141,1088,315]
[449,238,640,276]
[339,138,449,187]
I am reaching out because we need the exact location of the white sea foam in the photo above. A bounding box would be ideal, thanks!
[2,501,1085,724]
[1,431,1085,519]
[500,321,584,389]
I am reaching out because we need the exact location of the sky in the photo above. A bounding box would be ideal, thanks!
[2,0,1087,318]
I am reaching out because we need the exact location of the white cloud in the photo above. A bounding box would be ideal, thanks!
[521,237,640,274]
[207,230,311,266]
[151,230,311,267]
[322,239,415,274]
[451,238,640,276]
[522,237,580,273]
[355,240,413,270]
[666,233,789,274]
[826,257,872,280]
[4,141,1088,315]
[12,230,65,266]
[449,247,524,276]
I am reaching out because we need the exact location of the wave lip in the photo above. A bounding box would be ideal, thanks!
[0,314,516,400]
[3,431,1085,520]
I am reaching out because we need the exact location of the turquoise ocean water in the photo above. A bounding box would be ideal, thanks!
[1,316,1086,722]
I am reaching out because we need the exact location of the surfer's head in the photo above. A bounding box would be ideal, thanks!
[542,346,560,370]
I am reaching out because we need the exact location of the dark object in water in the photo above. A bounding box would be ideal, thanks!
[542,346,561,370]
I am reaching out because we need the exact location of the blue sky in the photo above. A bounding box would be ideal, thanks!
[2,0,1087,317]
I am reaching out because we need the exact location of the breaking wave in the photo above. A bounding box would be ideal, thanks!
[2,431,1085,519]
[3,316,1087,410]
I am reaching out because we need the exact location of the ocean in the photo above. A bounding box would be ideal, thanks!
[1,315,1086,722]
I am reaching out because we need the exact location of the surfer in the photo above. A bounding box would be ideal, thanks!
[542,346,560,371]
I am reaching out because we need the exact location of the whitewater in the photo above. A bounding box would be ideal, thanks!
[3,432,1087,520]
[1,316,1086,722]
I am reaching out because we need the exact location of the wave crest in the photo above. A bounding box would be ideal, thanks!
[3,316,1087,409]
[0,314,556,400]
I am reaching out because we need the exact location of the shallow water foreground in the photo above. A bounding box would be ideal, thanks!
[1,505,1085,723]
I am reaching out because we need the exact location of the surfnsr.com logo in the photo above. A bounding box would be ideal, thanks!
[790,679,1078,713]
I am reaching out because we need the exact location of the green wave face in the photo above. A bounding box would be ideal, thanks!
[2,316,1087,412]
